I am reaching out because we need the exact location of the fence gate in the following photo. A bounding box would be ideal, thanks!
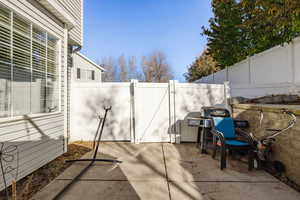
[70,80,228,143]
[134,83,171,143]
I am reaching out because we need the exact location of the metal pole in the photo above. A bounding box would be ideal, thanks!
[55,106,121,199]
[93,107,110,159]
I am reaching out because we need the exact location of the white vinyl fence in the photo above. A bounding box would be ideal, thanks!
[70,82,132,141]
[70,80,227,143]
[196,37,300,98]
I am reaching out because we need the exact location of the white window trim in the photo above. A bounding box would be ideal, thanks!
[0,4,63,120]
[57,35,62,114]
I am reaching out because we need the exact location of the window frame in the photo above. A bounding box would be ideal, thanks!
[91,70,95,80]
[0,4,62,121]
[77,68,81,79]
[86,69,94,81]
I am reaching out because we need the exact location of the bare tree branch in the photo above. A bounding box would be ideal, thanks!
[142,51,173,82]
[118,55,128,82]
[100,57,117,82]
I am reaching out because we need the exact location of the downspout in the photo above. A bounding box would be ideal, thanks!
[63,24,69,152]
[72,45,82,54]
[66,44,81,145]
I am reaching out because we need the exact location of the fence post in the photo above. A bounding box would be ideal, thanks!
[130,79,139,144]
[290,41,297,94]
[223,81,232,113]
[226,67,229,81]
[168,80,178,143]
[248,57,251,85]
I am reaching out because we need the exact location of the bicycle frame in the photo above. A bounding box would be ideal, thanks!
[253,110,296,170]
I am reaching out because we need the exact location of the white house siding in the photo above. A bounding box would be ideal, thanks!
[0,0,69,189]
[72,53,102,82]
[67,46,73,140]
[56,0,83,46]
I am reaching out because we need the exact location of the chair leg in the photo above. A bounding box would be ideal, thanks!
[220,146,227,170]
[255,155,263,170]
[212,137,217,159]
[248,150,254,171]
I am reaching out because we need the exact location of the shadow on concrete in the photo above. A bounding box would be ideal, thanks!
[36,150,142,200]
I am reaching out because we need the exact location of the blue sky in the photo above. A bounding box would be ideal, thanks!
[81,0,213,82]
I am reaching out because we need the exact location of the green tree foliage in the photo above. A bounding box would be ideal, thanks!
[202,0,300,69]
[184,49,220,82]
[202,0,245,68]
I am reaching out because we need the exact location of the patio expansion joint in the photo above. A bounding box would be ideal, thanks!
[55,178,279,183]
[168,180,280,183]
[161,143,172,200]
[55,178,166,182]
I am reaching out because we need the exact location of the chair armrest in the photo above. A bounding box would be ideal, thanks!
[211,129,226,146]
[234,120,249,128]
[236,128,255,146]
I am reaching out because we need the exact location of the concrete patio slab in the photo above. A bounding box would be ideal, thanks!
[98,142,163,159]
[58,158,166,181]
[32,180,170,200]
[164,143,277,182]
[58,143,166,181]
[169,181,300,200]
[32,142,300,200]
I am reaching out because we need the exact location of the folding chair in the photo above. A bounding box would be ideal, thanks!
[210,116,255,170]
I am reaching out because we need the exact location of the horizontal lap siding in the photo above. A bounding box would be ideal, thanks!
[0,114,64,189]
[67,47,72,141]
[56,0,83,45]
[0,0,66,190]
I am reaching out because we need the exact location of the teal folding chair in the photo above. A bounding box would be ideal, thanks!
[211,116,255,170]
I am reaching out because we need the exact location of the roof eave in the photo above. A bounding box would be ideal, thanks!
[37,0,76,29]
[76,52,105,71]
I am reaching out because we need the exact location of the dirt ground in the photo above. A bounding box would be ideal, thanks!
[0,143,92,200]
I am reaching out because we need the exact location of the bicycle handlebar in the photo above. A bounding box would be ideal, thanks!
[263,110,296,140]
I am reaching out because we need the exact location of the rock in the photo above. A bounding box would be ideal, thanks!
[229,97,250,104]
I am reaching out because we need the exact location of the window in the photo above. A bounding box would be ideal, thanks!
[75,68,96,81]
[0,6,59,118]
[86,70,95,81]
[77,68,81,79]
[86,70,95,80]
[91,71,95,80]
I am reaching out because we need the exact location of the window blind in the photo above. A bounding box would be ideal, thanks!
[0,6,59,118]
[0,6,11,117]
[13,14,31,116]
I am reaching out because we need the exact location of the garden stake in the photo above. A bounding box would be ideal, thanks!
[12,180,16,200]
